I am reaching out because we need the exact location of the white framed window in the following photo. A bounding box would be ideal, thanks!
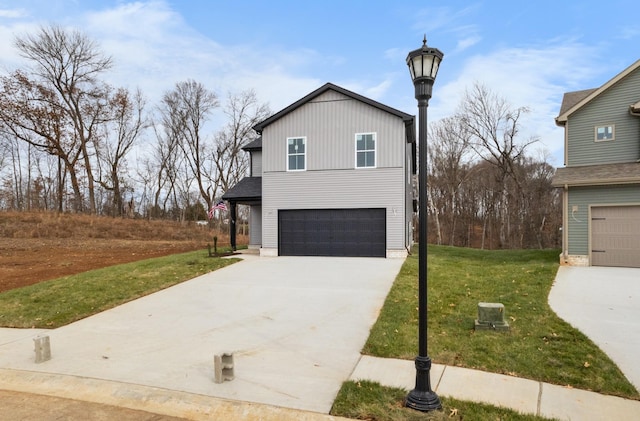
[356,132,376,168]
[595,124,615,142]
[287,137,306,171]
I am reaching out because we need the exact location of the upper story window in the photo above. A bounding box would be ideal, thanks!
[356,133,376,168]
[595,124,615,142]
[287,137,306,171]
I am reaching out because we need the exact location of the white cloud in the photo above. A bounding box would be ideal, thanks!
[0,8,26,18]
[455,35,481,53]
[59,1,326,113]
[430,41,605,166]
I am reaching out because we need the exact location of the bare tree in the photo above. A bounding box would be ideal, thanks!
[0,25,113,213]
[458,82,538,248]
[428,116,474,245]
[141,123,174,218]
[159,80,219,211]
[96,88,147,216]
[214,89,270,192]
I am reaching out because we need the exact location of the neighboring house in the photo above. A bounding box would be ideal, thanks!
[222,82,416,258]
[552,59,640,268]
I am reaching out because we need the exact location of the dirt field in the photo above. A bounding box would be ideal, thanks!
[0,212,242,293]
[0,238,208,292]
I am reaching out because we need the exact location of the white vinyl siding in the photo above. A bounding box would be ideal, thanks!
[356,133,376,168]
[249,205,262,246]
[263,91,404,172]
[262,168,406,250]
[251,150,262,176]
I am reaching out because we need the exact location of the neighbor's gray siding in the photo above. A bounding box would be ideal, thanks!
[567,69,640,166]
[262,90,406,172]
[251,151,262,176]
[405,147,415,248]
[567,185,640,255]
[262,168,406,250]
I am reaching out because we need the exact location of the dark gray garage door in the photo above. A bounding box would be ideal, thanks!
[591,205,640,268]
[279,208,386,257]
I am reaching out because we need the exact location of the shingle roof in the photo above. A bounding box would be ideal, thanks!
[221,177,262,202]
[556,59,640,124]
[242,137,262,151]
[551,162,640,187]
[252,82,414,134]
[558,89,597,116]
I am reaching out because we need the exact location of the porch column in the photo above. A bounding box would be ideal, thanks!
[229,201,237,251]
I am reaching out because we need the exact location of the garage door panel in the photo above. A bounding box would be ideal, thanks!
[279,208,386,257]
[591,206,640,268]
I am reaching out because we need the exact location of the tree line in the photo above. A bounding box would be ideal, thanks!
[0,25,560,248]
[426,83,560,249]
[0,25,269,221]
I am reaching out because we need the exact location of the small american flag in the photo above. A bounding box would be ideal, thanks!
[207,201,227,219]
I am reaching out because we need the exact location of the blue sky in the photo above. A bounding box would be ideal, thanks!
[1,0,639,165]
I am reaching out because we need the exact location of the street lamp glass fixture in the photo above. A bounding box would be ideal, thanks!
[407,36,443,82]
[406,36,444,103]
[404,35,443,413]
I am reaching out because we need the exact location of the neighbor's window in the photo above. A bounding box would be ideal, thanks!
[595,125,615,142]
[287,137,306,171]
[356,133,376,168]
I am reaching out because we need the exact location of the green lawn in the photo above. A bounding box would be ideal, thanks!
[332,380,558,421]
[362,246,638,399]
[0,250,239,328]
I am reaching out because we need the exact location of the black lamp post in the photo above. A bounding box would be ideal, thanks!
[405,35,443,412]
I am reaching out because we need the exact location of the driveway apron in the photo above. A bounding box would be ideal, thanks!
[549,266,640,390]
[0,255,403,413]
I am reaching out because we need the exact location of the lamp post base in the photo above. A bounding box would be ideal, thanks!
[405,356,442,412]
[406,388,442,412]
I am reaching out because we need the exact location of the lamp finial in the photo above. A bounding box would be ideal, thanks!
[422,34,427,47]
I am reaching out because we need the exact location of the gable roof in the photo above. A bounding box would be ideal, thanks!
[556,59,640,125]
[253,82,414,134]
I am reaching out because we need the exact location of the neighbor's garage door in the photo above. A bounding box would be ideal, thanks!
[591,205,640,268]
[278,208,386,257]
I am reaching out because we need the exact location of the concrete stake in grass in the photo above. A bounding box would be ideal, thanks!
[474,302,510,331]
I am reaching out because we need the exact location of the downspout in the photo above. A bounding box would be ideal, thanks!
[562,184,569,264]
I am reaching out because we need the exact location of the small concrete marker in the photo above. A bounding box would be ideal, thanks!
[214,352,234,383]
[33,335,51,363]
[475,302,510,331]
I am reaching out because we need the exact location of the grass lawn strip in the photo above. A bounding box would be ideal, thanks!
[362,246,638,399]
[0,250,239,328]
[331,380,559,421]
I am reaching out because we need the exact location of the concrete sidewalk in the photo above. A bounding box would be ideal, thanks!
[350,355,640,421]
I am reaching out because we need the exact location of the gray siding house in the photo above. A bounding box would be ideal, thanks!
[552,59,640,267]
[223,83,416,258]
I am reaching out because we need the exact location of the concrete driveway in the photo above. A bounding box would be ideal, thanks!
[549,266,640,390]
[0,255,403,413]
